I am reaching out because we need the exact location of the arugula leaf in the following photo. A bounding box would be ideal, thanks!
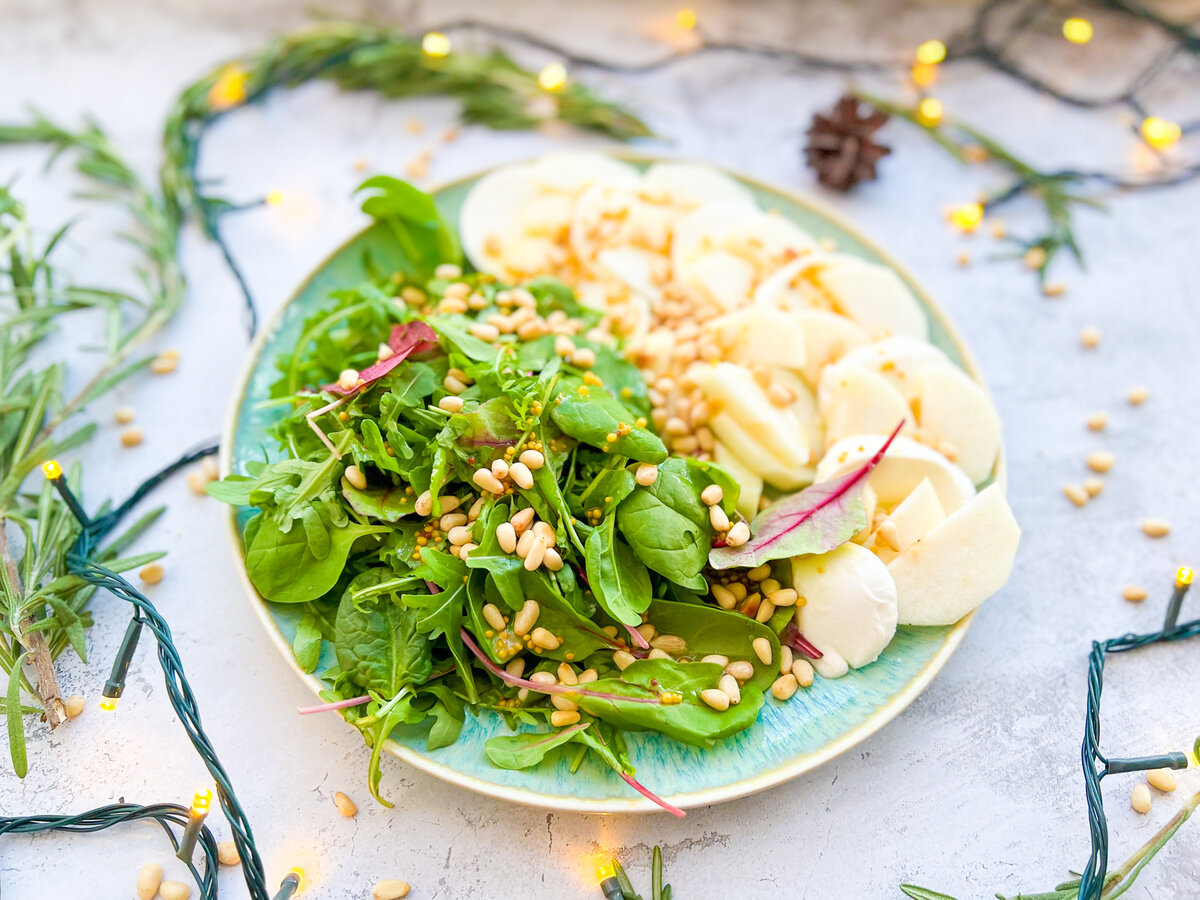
[358,175,460,277]
[585,515,651,627]
[341,482,416,523]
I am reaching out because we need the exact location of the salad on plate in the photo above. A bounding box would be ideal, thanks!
[213,155,1020,812]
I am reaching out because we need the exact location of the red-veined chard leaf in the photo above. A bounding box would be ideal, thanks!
[708,421,903,570]
[320,321,439,396]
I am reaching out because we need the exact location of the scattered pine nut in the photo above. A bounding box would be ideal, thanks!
[718,673,741,704]
[701,654,729,667]
[635,463,659,486]
[551,694,578,711]
[338,368,359,390]
[613,649,635,670]
[1123,585,1148,603]
[1142,518,1170,538]
[510,507,535,534]
[1042,282,1067,298]
[712,584,736,609]
[64,695,85,718]
[217,841,240,866]
[1128,386,1149,406]
[518,449,545,470]
[725,521,750,546]
[438,395,464,413]
[333,791,358,817]
[876,519,901,551]
[990,219,1006,239]
[771,674,799,701]
[405,117,423,134]
[529,626,560,650]
[1063,484,1089,507]
[496,522,518,554]
[725,660,754,681]
[1083,477,1104,498]
[1086,450,1114,473]
[159,882,191,900]
[136,863,163,900]
[444,375,468,394]
[490,458,509,480]
[1024,247,1047,270]
[139,564,164,585]
[516,529,535,559]
[543,548,564,571]
[509,461,534,490]
[344,464,367,490]
[755,599,776,623]
[482,603,506,632]
[186,471,210,496]
[751,637,773,666]
[700,688,730,711]
[472,468,504,494]
[415,491,433,517]
[700,484,724,507]
[114,405,136,424]
[571,348,596,368]
[1080,326,1101,348]
[709,505,730,532]
[551,710,580,727]
[1147,768,1177,792]
[1086,411,1108,432]
[792,658,815,687]
[524,535,548,571]
[778,645,793,675]
[120,427,144,447]
[373,880,411,900]
[1131,783,1152,814]
[956,249,971,267]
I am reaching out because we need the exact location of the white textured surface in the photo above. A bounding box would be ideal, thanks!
[2,2,1200,898]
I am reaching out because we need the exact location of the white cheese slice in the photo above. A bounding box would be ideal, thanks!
[816,434,976,514]
[915,363,1001,484]
[702,307,809,371]
[713,441,764,521]
[868,477,946,563]
[818,363,915,448]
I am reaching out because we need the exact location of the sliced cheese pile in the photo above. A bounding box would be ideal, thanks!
[460,153,1020,675]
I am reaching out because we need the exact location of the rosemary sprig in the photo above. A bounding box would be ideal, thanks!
[857,92,1105,284]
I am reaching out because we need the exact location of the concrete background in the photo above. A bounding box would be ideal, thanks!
[2,1,1199,897]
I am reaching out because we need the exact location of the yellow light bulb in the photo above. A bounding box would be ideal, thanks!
[950,202,984,233]
[1176,566,1194,587]
[41,460,62,480]
[538,62,569,93]
[675,8,697,30]
[1141,116,1182,151]
[99,697,118,712]
[421,32,451,58]
[208,64,248,112]
[911,62,938,88]
[266,189,285,207]
[190,788,213,817]
[1062,18,1093,44]
[916,97,944,126]
[289,867,305,889]
[915,39,947,66]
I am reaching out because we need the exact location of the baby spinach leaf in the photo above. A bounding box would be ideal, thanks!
[644,600,780,693]
[585,515,651,627]
[341,482,416,523]
[485,722,591,770]
[577,465,636,516]
[358,175,460,277]
[293,612,325,673]
[245,514,386,604]
[550,381,666,463]
[335,570,433,694]
[575,659,764,746]
[617,458,711,591]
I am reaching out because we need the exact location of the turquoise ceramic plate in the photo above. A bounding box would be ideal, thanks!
[220,155,999,814]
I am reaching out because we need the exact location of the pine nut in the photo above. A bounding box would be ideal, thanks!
[747,565,771,582]
[701,654,729,667]
[792,658,815,687]
[519,449,545,470]
[543,548,564,571]
[491,459,509,479]
[114,405,136,424]
[530,520,556,546]
[1147,768,1177,792]
[373,880,411,900]
[64,695,85,718]
[415,491,433,516]
[551,710,580,727]
[876,519,901,551]
[139,564,164,585]
[769,588,798,607]
[766,382,793,406]
[1131,783,1152,814]
[469,323,500,341]
[613,649,635,670]
[439,513,466,531]
[473,468,504,493]
[636,623,656,642]
[509,461,534,489]
[444,375,468,394]
[1086,450,1114,473]
[1063,484,1089,507]
[700,689,730,711]
[513,601,540,636]
[497,522,518,553]
[460,542,478,557]
[482,603,506,631]
[555,336,576,357]
[529,672,557,686]
[516,529,535,558]
[1142,518,1170,538]
[700,484,724,506]
[752,637,773,666]
[728,582,747,601]
[1080,326,1101,348]
[725,521,750,546]
[725,660,754,681]
[1123,585,1147,602]
[650,634,687,655]
[778,646,794,676]
[217,841,240,866]
[136,863,163,900]
[571,348,596,368]
[555,663,577,685]
[551,695,578,711]
[718,674,741,705]
[1083,477,1104,498]
[186,471,209,495]
[578,668,598,683]
[435,264,462,279]
[712,584,736,610]
[1128,386,1149,405]
[1087,411,1108,431]
[524,535,548,570]
[333,791,358,817]
[755,599,776,623]
[120,427,144,447]
[771,674,799,701]
[530,627,560,650]
[635,463,659,486]
[438,396,464,413]
[338,368,360,390]
[160,882,191,900]
[505,658,526,679]
[511,507,535,534]
[709,505,730,532]
[448,525,473,545]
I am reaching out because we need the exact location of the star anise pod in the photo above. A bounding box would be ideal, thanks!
[805,95,891,191]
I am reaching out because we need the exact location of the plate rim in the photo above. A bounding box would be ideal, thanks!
[218,151,1001,814]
